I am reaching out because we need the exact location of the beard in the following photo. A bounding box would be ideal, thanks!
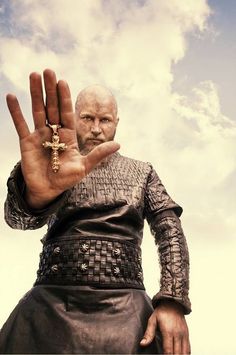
[77,129,116,155]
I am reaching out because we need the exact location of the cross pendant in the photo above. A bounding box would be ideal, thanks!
[42,125,67,172]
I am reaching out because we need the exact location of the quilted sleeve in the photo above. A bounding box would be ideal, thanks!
[144,166,191,314]
[4,162,70,230]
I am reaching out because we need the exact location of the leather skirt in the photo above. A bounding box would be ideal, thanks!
[0,285,163,354]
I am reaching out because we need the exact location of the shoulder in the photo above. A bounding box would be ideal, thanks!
[113,153,153,173]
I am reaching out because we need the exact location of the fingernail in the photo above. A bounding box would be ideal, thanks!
[140,339,147,345]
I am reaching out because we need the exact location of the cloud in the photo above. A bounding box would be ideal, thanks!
[171,80,236,180]
[0,0,212,177]
[0,0,210,88]
[167,80,236,244]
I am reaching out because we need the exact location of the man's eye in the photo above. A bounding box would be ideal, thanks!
[82,116,92,121]
[101,118,110,123]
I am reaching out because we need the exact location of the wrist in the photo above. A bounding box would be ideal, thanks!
[24,188,62,209]
[156,299,185,314]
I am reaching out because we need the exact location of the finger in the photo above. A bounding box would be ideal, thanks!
[182,335,191,354]
[57,80,75,130]
[30,72,46,129]
[162,333,174,355]
[140,317,156,347]
[173,336,182,354]
[43,69,60,125]
[84,141,120,174]
[6,94,30,139]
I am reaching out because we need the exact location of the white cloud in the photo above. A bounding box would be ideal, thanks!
[0,0,210,90]
[0,0,212,165]
[171,80,236,182]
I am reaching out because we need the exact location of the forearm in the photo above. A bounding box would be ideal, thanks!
[4,162,70,230]
[151,210,191,314]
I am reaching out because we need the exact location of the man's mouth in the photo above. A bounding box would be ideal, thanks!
[86,138,104,144]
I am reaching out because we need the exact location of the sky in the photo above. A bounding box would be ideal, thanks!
[0,0,235,354]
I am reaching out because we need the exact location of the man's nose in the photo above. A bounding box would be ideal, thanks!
[91,120,102,136]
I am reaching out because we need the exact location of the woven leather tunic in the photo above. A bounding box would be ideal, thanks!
[1,152,191,354]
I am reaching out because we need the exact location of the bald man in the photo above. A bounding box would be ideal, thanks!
[0,70,191,354]
[75,84,119,155]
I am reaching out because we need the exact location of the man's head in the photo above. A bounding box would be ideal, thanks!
[75,85,119,154]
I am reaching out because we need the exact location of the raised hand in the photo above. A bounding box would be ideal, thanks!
[6,69,120,209]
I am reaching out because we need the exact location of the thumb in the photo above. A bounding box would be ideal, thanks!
[84,141,120,173]
[140,316,157,347]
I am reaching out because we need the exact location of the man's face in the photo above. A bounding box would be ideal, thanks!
[75,93,118,154]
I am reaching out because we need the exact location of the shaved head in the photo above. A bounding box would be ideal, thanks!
[75,84,119,154]
[75,85,118,117]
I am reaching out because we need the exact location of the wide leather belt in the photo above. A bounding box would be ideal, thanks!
[34,236,145,290]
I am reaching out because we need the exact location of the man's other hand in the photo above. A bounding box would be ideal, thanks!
[140,299,191,354]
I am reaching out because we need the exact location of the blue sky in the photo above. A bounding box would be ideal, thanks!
[173,0,236,118]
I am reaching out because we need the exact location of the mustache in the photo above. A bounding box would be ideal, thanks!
[86,138,104,142]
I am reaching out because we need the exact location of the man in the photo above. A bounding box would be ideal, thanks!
[0,69,191,354]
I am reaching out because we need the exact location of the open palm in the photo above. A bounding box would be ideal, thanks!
[7,69,119,208]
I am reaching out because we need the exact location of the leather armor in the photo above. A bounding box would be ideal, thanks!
[4,152,191,314]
